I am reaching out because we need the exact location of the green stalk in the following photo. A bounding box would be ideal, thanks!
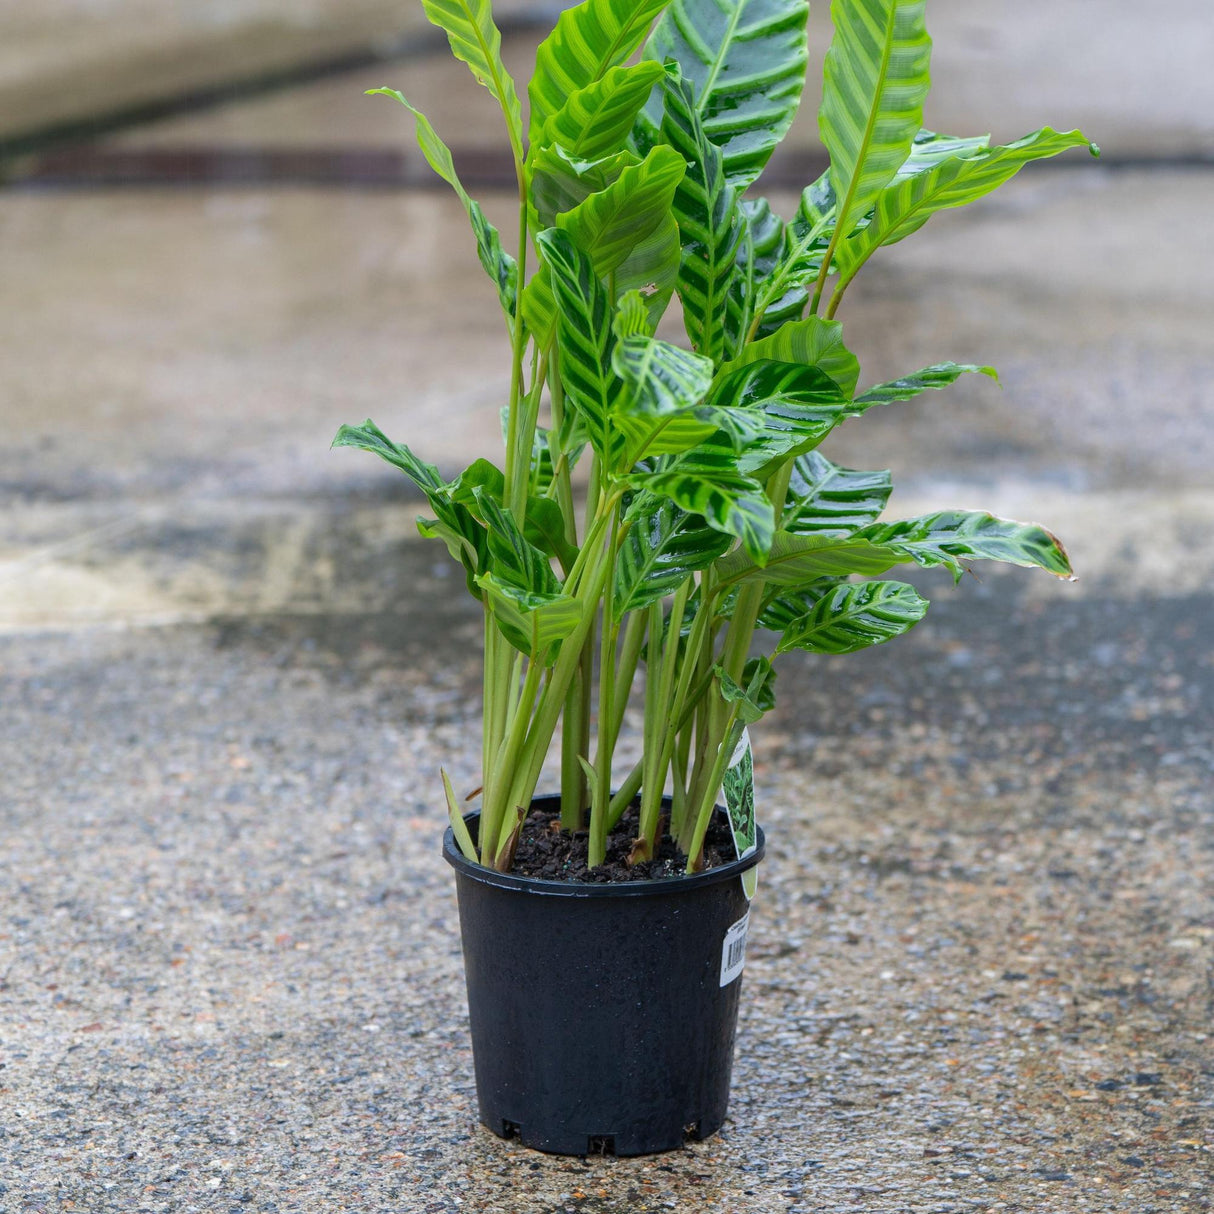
[489,656,545,867]
[481,652,543,867]
[684,708,743,873]
[589,509,621,868]
[610,609,647,747]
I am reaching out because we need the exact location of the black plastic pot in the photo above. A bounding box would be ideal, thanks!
[442,795,764,1156]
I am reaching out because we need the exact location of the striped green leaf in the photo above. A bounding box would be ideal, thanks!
[717,315,860,397]
[835,127,1098,289]
[641,0,810,191]
[784,451,892,534]
[855,510,1075,583]
[716,654,776,723]
[614,493,731,616]
[473,490,582,660]
[537,228,626,468]
[368,89,517,321]
[614,213,683,330]
[716,529,912,586]
[556,145,687,276]
[635,434,774,560]
[612,332,713,416]
[529,0,671,144]
[853,362,998,408]
[333,420,488,592]
[530,146,639,228]
[476,572,584,661]
[542,61,669,160]
[895,129,990,179]
[819,0,932,241]
[767,580,928,654]
[660,72,745,365]
[708,359,849,474]
[421,0,524,162]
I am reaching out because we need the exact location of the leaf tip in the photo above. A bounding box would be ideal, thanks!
[1088,142,1101,158]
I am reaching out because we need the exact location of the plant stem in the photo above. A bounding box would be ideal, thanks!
[610,610,647,746]
[589,509,621,868]
[684,709,742,873]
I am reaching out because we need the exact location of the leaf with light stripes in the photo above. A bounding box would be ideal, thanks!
[472,490,582,661]
[333,420,489,592]
[716,529,912,586]
[368,89,516,320]
[634,434,774,560]
[542,61,669,160]
[767,580,928,654]
[537,228,626,469]
[530,146,639,228]
[556,145,687,277]
[818,0,931,241]
[835,127,1098,290]
[614,493,731,616]
[421,0,523,162]
[640,0,810,192]
[529,0,671,144]
[660,71,745,364]
[783,451,892,534]
[717,315,860,397]
[852,362,997,410]
[707,359,849,474]
[855,511,1075,583]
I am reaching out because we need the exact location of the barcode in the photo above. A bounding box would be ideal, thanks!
[719,913,749,987]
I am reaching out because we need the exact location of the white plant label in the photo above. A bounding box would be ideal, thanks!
[722,727,757,900]
[719,911,750,987]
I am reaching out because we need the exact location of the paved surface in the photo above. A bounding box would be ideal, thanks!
[1,3,1212,1211]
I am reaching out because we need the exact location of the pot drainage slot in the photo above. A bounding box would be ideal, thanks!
[684,1121,702,1141]
[586,1135,615,1156]
[500,1120,521,1140]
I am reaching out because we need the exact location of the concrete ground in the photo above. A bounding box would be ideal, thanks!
[1,2,1212,1211]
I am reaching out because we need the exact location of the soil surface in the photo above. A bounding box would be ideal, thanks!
[508,804,736,883]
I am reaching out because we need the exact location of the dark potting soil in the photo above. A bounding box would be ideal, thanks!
[508,804,735,883]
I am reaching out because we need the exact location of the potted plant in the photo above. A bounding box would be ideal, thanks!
[336,0,1096,1157]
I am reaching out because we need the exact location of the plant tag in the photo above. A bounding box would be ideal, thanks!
[719,911,750,987]
[722,727,757,900]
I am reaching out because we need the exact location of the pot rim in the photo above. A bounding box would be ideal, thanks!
[443,796,764,899]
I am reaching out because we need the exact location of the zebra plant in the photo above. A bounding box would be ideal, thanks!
[336,0,1097,874]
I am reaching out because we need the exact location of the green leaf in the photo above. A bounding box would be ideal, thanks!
[556,144,687,276]
[835,127,1098,288]
[537,228,626,469]
[420,0,524,162]
[818,0,932,241]
[783,451,892,534]
[853,362,998,409]
[855,510,1075,583]
[530,146,639,228]
[716,529,912,586]
[451,457,577,570]
[635,435,774,561]
[613,212,682,329]
[542,61,669,160]
[707,359,850,473]
[895,128,990,179]
[614,493,731,616]
[715,655,776,723]
[529,0,672,144]
[612,332,714,417]
[641,0,810,192]
[442,768,479,862]
[717,315,860,397]
[476,572,584,660]
[472,490,583,660]
[660,71,745,365]
[334,420,488,592]
[766,580,928,654]
[368,89,518,320]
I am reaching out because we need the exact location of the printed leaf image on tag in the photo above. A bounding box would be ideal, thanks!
[722,727,757,900]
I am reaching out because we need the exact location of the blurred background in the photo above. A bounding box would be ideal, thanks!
[1,0,1211,631]
[1,3,1211,1208]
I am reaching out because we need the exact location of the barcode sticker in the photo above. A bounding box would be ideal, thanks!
[719,912,750,987]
